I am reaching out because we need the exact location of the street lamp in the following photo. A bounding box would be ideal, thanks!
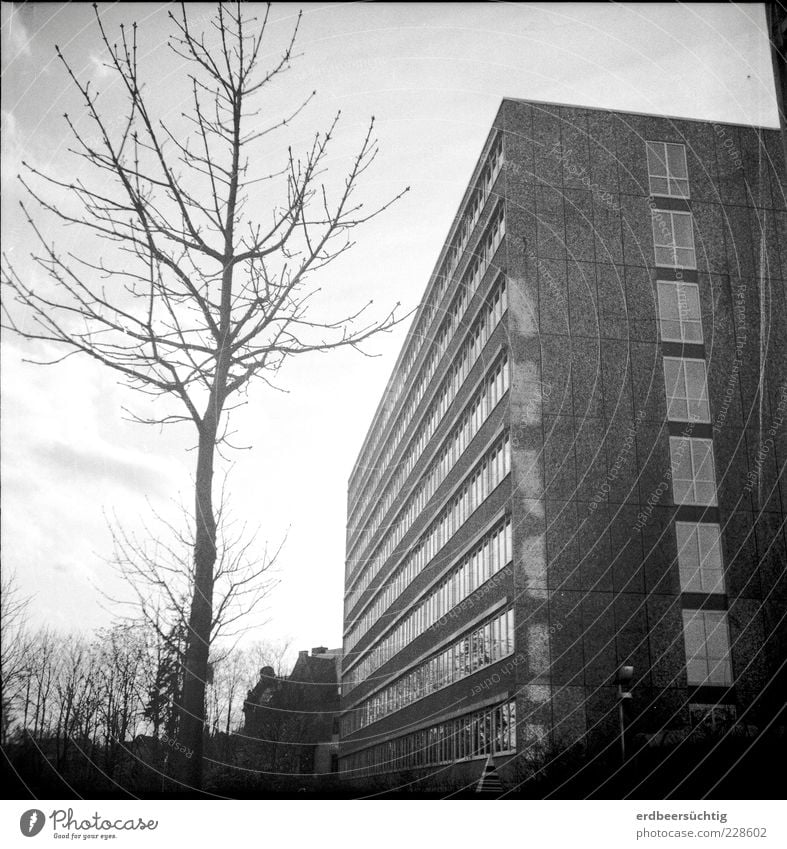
[616,665,634,764]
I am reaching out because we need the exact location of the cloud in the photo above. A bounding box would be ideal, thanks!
[1,4,32,61]
[34,440,171,498]
[0,110,23,188]
[89,52,113,80]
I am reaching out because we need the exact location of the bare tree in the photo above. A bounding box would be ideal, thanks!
[2,2,407,788]
[0,570,33,743]
[93,624,150,778]
[108,485,280,652]
[244,637,293,679]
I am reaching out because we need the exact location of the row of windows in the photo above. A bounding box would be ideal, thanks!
[344,517,512,693]
[444,132,504,282]
[346,281,508,584]
[348,136,504,515]
[347,206,507,571]
[344,354,510,652]
[343,608,514,736]
[340,699,516,777]
[345,282,508,620]
[343,437,512,693]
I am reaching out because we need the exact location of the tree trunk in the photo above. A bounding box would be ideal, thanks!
[176,419,218,790]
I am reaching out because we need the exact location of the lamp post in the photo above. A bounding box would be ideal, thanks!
[616,665,634,764]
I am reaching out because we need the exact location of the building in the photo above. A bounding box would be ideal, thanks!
[243,647,341,775]
[338,98,787,790]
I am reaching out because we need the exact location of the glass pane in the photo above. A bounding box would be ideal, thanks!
[699,524,722,567]
[666,143,688,178]
[655,246,674,266]
[683,319,703,343]
[658,282,680,319]
[660,319,682,342]
[705,613,729,653]
[694,480,717,505]
[664,358,686,420]
[676,522,701,591]
[694,441,715,481]
[707,658,731,686]
[682,610,704,644]
[647,142,668,176]
[688,397,709,422]
[670,437,692,477]
[652,215,669,246]
[686,360,710,421]
[680,284,701,319]
[672,213,694,247]
[685,360,706,395]
[650,175,670,195]
[663,357,681,390]
[670,178,690,198]
[686,657,707,685]
[666,144,688,179]
[675,247,696,268]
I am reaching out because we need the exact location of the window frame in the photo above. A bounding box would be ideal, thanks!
[646,140,690,199]
[652,209,697,269]
[663,356,711,423]
[669,436,718,506]
[682,609,733,686]
[656,280,703,343]
[675,521,725,593]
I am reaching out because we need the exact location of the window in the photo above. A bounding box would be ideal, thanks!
[689,702,737,730]
[646,141,690,198]
[651,210,696,268]
[663,357,710,422]
[676,522,725,593]
[682,610,733,686]
[670,437,717,505]
[657,281,703,343]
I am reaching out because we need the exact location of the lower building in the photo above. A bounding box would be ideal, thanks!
[243,647,341,776]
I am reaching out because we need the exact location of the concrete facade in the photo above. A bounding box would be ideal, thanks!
[339,98,787,789]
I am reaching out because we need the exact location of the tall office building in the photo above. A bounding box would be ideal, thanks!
[339,98,787,788]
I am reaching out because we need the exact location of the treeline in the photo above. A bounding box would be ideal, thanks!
[1,607,290,796]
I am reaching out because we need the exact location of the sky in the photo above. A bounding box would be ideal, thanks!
[1,2,780,669]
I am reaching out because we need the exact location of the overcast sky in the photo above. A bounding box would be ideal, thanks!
[1,2,779,667]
